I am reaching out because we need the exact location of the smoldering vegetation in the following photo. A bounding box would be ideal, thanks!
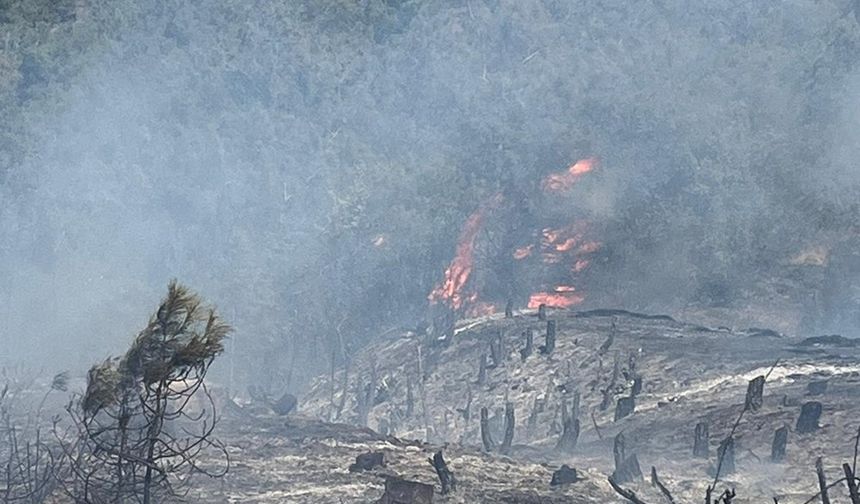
[1,0,860,393]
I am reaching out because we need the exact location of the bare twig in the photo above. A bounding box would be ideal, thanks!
[608,475,649,504]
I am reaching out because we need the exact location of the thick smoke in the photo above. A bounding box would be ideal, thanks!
[1,1,859,388]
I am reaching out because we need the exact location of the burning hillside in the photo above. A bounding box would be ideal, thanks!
[427,158,604,318]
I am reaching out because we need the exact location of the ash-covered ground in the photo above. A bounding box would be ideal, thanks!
[265,308,860,503]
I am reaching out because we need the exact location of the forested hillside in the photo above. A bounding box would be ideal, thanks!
[1,0,859,390]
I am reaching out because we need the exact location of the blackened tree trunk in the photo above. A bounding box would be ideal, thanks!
[556,417,580,453]
[693,422,709,458]
[771,426,788,462]
[797,401,823,433]
[520,329,534,361]
[816,457,831,504]
[745,375,765,412]
[538,303,547,320]
[842,463,860,504]
[615,396,635,421]
[429,450,456,495]
[541,320,556,354]
[480,407,496,452]
[716,437,735,477]
[501,402,515,455]
[505,300,513,318]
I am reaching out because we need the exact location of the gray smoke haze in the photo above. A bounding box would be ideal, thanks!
[1,1,859,388]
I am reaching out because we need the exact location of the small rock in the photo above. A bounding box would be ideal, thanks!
[550,465,579,486]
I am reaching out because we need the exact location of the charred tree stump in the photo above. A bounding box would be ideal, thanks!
[349,452,385,472]
[693,422,709,458]
[816,457,831,504]
[501,402,515,455]
[379,477,433,504]
[550,465,579,486]
[556,416,580,453]
[538,303,547,320]
[477,354,487,385]
[716,437,735,477]
[612,433,642,484]
[771,426,788,462]
[520,329,534,361]
[615,396,635,421]
[797,401,823,433]
[540,320,556,355]
[505,300,513,318]
[842,463,860,504]
[428,450,456,495]
[480,407,496,452]
[745,375,765,412]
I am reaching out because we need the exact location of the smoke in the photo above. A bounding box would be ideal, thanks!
[2,1,860,386]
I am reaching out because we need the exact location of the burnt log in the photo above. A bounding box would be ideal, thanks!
[555,417,580,453]
[501,402,515,455]
[771,426,788,463]
[715,437,735,477]
[379,477,433,504]
[540,320,556,355]
[550,465,579,486]
[428,450,456,495]
[349,451,385,472]
[615,396,635,421]
[480,406,496,452]
[797,401,823,433]
[745,375,765,412]
[520,329,534,361]
[693,422,709,458]
[538,303,547,320]
[816,457,831,504]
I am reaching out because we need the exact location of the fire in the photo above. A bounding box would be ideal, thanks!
[513,245,534,260]
[528,286,585,309]
[541,158,597,193]
[428,195,502,312]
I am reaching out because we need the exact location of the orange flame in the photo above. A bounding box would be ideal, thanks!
[513,245,534,260]
[528,286,585,309]
[541,158,597,193]
[428,195,502,311]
